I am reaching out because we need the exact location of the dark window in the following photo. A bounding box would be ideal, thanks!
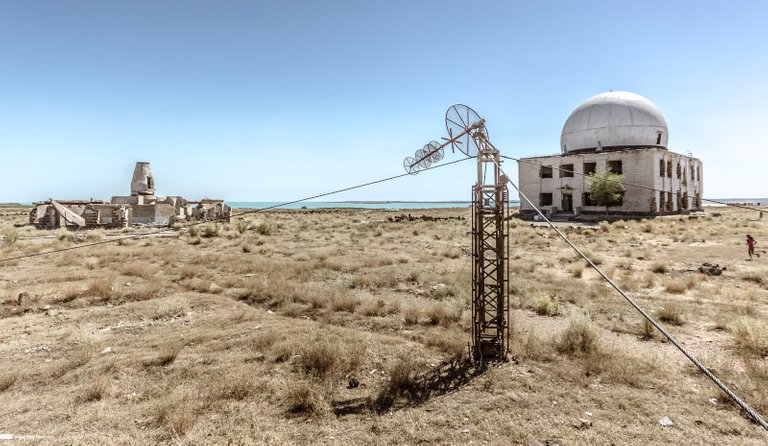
[583,162,597,176]
[607,160,623,174]
[616,192,624,206]
[656,133,662,145]
[697,166,700,181]
[667,161,672,177]
[659,192,666,210]
[540,193,553,206]
[667,192,673,211]
[560,164,574,177]
[690,165,694,180]
[540,166,553,178]
[583,193,593,206]
[147,177,154,190]
[660,159,665,177]
[676,163,681,179]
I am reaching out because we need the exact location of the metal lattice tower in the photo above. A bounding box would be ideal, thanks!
[402,104,509,361]
[470,134,509,360]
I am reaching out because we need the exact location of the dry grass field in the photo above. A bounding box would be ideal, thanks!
[0,205,767,445]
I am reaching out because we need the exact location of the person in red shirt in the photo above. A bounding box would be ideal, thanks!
[747,234,760,260]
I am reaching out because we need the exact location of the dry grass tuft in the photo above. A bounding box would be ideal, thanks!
[214,370,254,400]
[403,304,420,325]
[651,262,668,274]
[657,303,685,325]
[144,344,183,367]
[295,340,360,380]
[0,372,18,392]
[329,292,360,313]
[732,317,768,357]
[76,379,107,403]
[741,272,766,287]
[201,223,221,238]
[283,380,326,415]
[555,317,600,357]
[122,263,155,279]
[663,277,697,294]
[375,354,421,408]
[533,296,561,316]
[50,350,91,379]
[255,222,275,236]
[83,279,116,301]
[152,394,200,437]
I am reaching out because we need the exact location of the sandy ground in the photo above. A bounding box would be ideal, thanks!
[0,205,766,445]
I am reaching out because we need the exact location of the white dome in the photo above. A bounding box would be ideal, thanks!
[560,91,668,154]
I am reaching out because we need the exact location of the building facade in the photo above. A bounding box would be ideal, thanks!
[518,91,703,219]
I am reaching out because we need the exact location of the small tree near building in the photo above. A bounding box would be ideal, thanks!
[587,170,625,214]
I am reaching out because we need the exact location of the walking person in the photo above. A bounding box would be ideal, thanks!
[747,234,760,260]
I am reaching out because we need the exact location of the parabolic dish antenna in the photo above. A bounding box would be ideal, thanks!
[401,104,488,174]
[446,104,486,157]
[426,141,444,162]
[403,157,419,175]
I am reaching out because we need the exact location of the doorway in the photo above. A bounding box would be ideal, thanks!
[562,192,573,212]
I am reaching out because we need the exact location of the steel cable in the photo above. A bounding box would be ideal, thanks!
[490,155,768,431]
[0,157,474,265]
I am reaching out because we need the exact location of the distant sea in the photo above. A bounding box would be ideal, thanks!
[10,198,766,209]
[226,201,500,209]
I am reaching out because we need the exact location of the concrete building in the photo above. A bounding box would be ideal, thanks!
[518,91,703,219]
[30,162,231,229]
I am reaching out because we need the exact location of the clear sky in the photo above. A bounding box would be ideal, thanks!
[1,0,766,202]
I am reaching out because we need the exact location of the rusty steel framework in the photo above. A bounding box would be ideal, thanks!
[403,104,509,361]
[470,136,509,360]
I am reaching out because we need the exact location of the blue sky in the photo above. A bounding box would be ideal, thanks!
[1,0,766,202]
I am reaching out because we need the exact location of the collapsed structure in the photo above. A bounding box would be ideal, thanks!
[518,91,703,219]
[29,162,231,229]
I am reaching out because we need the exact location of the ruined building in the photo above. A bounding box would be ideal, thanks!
[518,91,703,219]
[30,162,231,229]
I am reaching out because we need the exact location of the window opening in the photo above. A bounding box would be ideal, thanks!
[540,193,553,206]
[540,166,553,178]
[583,162,597,176]
[560,164,574,178]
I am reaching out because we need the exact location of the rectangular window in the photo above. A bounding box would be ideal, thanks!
[540,166,553,178]
[667,161,672,177]
[697,166,700,181]
[583,162,596,176]
[560,164,574,177]
[540,193,553,206]
[660,159,665,177]
[659,192,666,210]
[667,192,673,211]
[690,165,694,180]
[607,160,623,174]
[583,192,593,206]
[676,163,681,179]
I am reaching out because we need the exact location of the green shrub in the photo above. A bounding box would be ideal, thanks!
[201,223,220,238]
[256,222,274,236]
[533,296,561,316]
[2,229,19,246]
[555,318,599,356]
